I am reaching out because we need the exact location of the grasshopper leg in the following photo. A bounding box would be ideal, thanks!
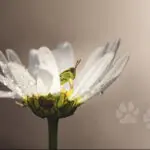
[69,79,74,89]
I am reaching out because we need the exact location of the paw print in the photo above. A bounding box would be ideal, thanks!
[143,109,150,129]
[116,102,139,124]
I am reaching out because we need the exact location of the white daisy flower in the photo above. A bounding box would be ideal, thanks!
[0,39,129,118]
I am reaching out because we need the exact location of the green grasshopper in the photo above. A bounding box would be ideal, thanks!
[60,59,81,89]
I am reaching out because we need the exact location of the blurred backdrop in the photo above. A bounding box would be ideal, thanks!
[0,0,149,149]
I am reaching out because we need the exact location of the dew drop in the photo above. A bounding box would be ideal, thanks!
[20,75,24,79]
[10,79,14,83]
[23,85,27,89]
[3,80,7,86]
[29,81,34,86]
[15,87,23,96]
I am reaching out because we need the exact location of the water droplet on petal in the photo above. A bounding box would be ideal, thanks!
[21,75,24,79]
[29,81,34,85]
[3,80,7,86]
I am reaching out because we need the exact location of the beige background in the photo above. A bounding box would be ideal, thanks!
[0,0,149,149]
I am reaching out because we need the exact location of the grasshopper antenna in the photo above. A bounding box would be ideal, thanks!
[75,59,81,69]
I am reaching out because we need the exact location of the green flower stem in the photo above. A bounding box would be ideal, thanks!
[47,117,59,150]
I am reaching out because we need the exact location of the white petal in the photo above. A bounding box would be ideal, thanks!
[36,69,53,94]
[0,61,10,76]
[0,51,13,79]
[0,61,23,97]
[80,53,129,102]
[73,52,115,97]
[53,42,75,72]
[80,43,109,73]
[75,40,120,93]
[37,46,60,93]
[95,53,129,93]
[0,74,23,96]
[0,91,19,99]
[80,52,115,95]
[105,39,121,54]
[0,51,7,64]
[28,49,39,78]
[7,62,37,95]
[0,51,23,87]
[6,49,22,64]
[75,43,109,86]
[87,53,129,97]
[90,39,121,87]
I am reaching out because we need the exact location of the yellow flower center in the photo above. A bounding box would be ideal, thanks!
[20,88,81,118]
